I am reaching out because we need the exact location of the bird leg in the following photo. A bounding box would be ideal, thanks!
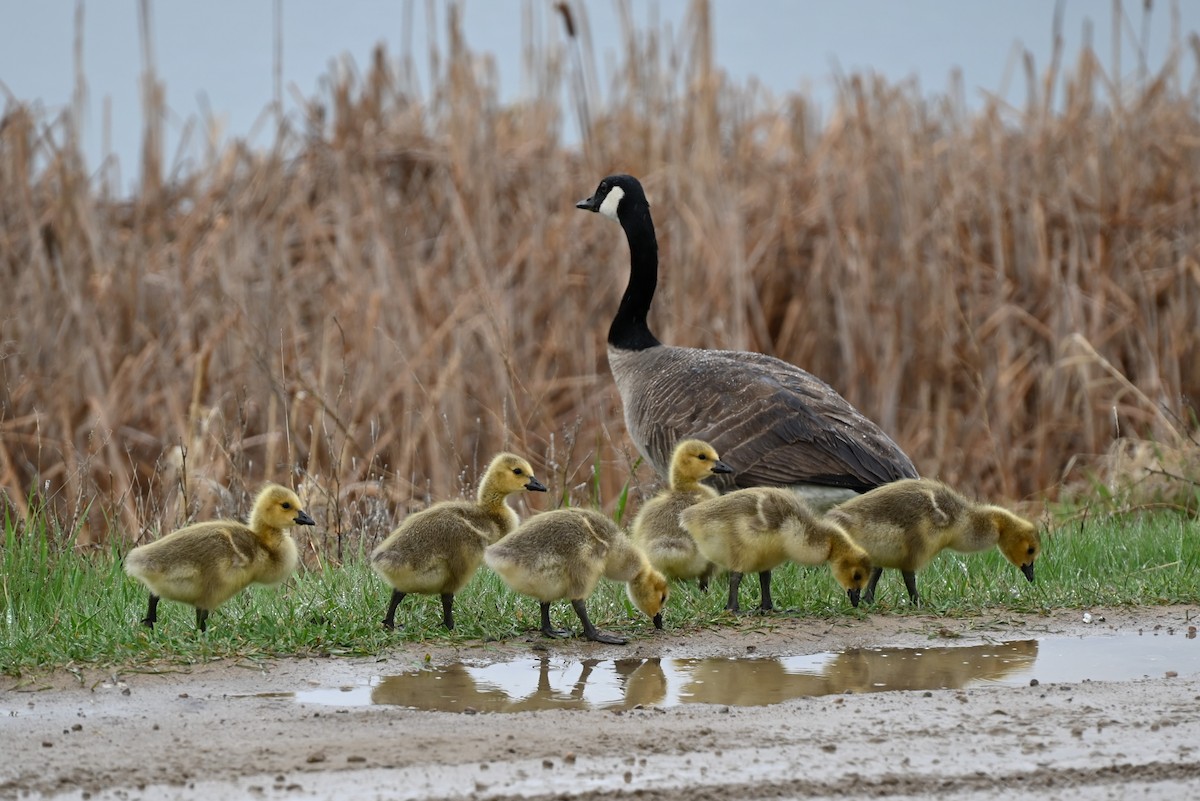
[540,601,572,639]
[382,590,406,631]
[195,608,209,633]
[902,571,921,606]
[571,599,627,645]
[698,563,715,593]
[757,570,776,613]
[440,593,455,631]
[141,594,159,628]
[725,572,743,612]
[863,567,884,605]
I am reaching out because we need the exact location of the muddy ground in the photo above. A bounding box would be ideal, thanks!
[3,604,1200,800]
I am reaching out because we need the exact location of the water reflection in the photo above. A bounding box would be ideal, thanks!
[360,641,1038,712]
[287,632,1199,713]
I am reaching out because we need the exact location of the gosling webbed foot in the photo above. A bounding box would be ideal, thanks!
[539,602,572,639]
[572,600,627,645]
[382,590,406,631]
[141,594,159,628]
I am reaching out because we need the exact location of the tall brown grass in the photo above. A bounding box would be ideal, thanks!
[1,1,1197,550]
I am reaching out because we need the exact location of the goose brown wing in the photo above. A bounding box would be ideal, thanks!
[630,347,917,492]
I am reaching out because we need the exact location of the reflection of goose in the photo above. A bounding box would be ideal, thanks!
[371,655,666,712]
[827,639,1039,693]
[680,657,833,706]
[678,640,1039,705]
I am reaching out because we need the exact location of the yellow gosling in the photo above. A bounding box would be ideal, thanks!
[826,478,1041,605]
[484,508,668,645]
[371,452,546,631]
[631,439,732,590]
[680,487,870,613]
[124,483,313,632]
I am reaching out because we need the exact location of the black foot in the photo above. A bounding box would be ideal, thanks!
[725,572,743,612]
[382,589,406,631]
[572,599,628,645]
[441,593,455,631]
[141,594,159,628]
[539,602,571,638]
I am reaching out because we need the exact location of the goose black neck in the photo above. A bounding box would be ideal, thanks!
[609,201,662,351]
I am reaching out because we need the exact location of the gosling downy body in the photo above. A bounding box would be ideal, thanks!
[825,478,1041,605]
[124,483,314,632]
[680,486,870,612]
[371,452,547,631]
[630,438,732,589]
[484,507,668,645]
[576,174,917,510]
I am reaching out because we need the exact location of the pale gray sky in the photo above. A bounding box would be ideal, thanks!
[1,1,1195,191]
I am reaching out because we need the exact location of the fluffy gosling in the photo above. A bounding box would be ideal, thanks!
[825,478,1041,605]
[484,508,669,645]
[630,438,733,590]
[371,452,547,631]
[124,483,314,632]
[680,487,870,613]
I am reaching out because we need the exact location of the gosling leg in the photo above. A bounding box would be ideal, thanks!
[141,594,160,628]
[902,571,921,606]
[863,567,884,605]
[195,608,209,633]
[540,601,572,639]
[758,570,776,613]
[440,593,455,631]
[382,590,406,631]
[725,572,743,613]
[570,599,627,645]
[698,563,714,593]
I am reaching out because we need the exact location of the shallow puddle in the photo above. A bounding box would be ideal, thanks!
[286,630,1200,712]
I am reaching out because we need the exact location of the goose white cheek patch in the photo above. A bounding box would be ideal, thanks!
[598,186,625,221]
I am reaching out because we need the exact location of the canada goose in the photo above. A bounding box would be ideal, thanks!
[484,507,668,645]
[576,174,918,509]
[371,452,547,631]
[680,486,870,613]
[825,478,1041,605]
[124,483,314,632]
[630,438,732,590]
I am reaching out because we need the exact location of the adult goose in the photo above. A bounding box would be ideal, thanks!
[576,174,918,508]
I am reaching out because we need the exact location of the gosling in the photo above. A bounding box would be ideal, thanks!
[371,452,547,631]
[825,478,1041,606]
[631,439,733,590]
[680,487,871,613]
[124,483,314,632]
[484,508,668,645]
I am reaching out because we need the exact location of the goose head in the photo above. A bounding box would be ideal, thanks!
[576,174,649,225]
[993,510,1041,582]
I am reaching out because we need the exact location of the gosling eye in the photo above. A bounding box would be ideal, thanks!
[513,468,524,476]
[697,453,708,460]
[281,502,292,510]
[1027,546,1036,556]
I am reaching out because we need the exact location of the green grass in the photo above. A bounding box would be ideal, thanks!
[2,504,1198,677]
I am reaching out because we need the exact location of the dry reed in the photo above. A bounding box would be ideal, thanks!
[0,1,1197,550]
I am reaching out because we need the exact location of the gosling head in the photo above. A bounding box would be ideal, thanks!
[252,484,316,530]
[576,174,648,225]
[669,439,734,487]
[992,508,1041,582]
[830,550,872,608]
[484,452,548,495]
[628,567,670,630]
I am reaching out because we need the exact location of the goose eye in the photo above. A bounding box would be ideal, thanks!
[1027,546,1035,555]
[281,502,292,510]
[513,468,524,476]
[697,453,707,460]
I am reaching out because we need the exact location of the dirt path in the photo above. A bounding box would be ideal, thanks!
[4,605,1200,800]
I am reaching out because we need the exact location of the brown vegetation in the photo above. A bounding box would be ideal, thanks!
[0,1,1197,548]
